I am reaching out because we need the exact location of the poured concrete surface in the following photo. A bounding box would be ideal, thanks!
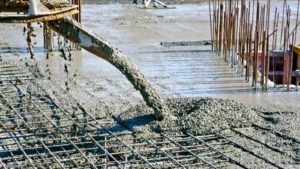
[82,3,300,112]
[0,3,300,130]
[1,2,300,168]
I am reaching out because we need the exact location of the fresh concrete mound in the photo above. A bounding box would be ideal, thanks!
[116,97,261,135]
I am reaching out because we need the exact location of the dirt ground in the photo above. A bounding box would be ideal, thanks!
[0,1,300,168]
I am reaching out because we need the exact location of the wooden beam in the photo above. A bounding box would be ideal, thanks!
[0,6,78,23]
[73,0,81,23]
[292,45,300,55]
[0,7,27,12]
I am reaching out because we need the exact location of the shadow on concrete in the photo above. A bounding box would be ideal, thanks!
[108,114,155,132]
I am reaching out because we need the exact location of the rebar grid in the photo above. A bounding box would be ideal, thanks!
[0,63,244,168]
[0,81,240,168]
[1,62,296,169]
[0,63,35,84]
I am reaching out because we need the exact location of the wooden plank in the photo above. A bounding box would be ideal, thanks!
[0,7,27,12]
[292,45,300,55]
[291,45,300,71]
[73,0,81,23]
[297,54,300,71]
[0,6,78,23]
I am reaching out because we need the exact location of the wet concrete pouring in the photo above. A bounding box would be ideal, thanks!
[1,1,300,168]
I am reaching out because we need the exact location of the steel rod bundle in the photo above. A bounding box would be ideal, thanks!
[209,0,300,91]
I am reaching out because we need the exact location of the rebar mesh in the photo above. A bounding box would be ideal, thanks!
[2,62,290,169]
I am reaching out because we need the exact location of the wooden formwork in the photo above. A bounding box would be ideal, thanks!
[0,1,79,23]
[0,6,79,23]
[263,51,290,85]
[290,45,300,87]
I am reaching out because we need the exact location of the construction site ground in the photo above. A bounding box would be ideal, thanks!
[1,1,300,168]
